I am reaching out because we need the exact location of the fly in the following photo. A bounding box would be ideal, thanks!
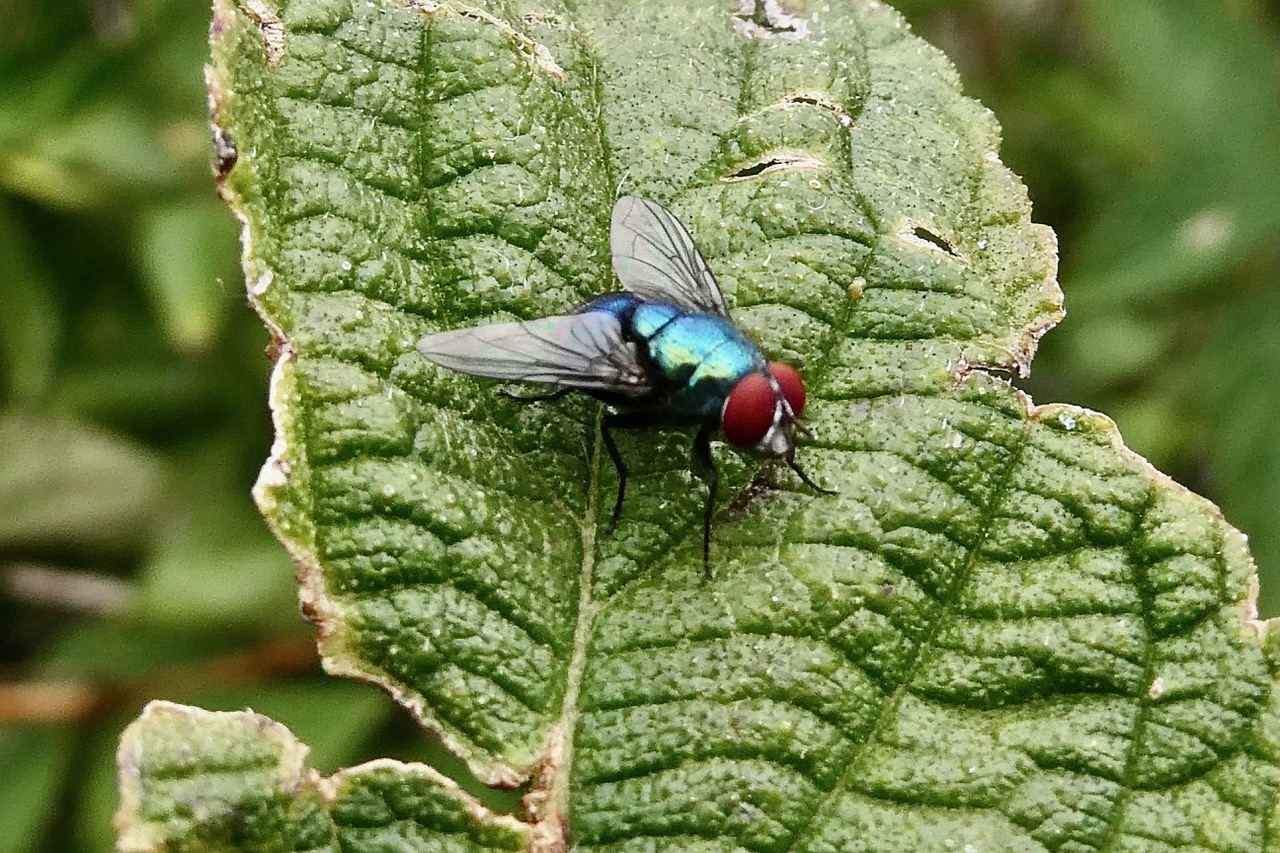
[417,196,836,578]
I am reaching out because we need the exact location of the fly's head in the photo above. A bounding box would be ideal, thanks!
[721,362,808,461]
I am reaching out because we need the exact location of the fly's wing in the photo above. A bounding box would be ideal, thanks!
[416,311,652,397]
[610,195,731,318]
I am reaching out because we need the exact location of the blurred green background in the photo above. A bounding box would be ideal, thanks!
[0,0,1276,849]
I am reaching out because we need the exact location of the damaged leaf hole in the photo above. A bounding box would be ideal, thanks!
[782,94,855,127]
[913,227,956,255]
[904,224,964,261]
[723,153,823,182]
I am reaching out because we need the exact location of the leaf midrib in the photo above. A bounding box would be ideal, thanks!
[532,0,618,826]
[538,11,884,830]
[541,404,606,829]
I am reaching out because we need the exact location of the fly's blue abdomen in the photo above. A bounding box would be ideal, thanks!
[576,293,641,320]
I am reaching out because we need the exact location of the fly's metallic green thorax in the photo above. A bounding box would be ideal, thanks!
[584,295,765,421]
[654,316,763,420]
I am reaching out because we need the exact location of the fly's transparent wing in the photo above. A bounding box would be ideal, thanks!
[416,311,652,396]
[611,196,731,318]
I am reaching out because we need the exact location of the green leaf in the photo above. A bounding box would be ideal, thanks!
[119,0,1280,849]
[1067,0,1280,302]
[137,199,242,353]
[0,101,175,209]
[117,702,527,852]
[136,498,298,629]
[1198,285,1280,618]
[184,682,398,774]
[0,412,165,554]
[0,197,60,401]
[0,728,73,853]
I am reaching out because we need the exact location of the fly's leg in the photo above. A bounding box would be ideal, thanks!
[691,424,719,581]
[788,457,838,495]
[600,411,660,538]
[789,427,837,494]
[600,418,627,537]
[497,387,572,403]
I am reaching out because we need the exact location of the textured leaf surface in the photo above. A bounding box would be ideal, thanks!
[118,0,1280,849]
[116,701,527,852]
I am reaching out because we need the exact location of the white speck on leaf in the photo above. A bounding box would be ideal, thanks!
[251,269,274,295]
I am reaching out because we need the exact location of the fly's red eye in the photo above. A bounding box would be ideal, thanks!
[769,361,805,418]
[722,373,775,448]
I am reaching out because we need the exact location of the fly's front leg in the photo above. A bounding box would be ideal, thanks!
[788,457,838,495]
[691,424,719,581]
[600,410,661,538]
